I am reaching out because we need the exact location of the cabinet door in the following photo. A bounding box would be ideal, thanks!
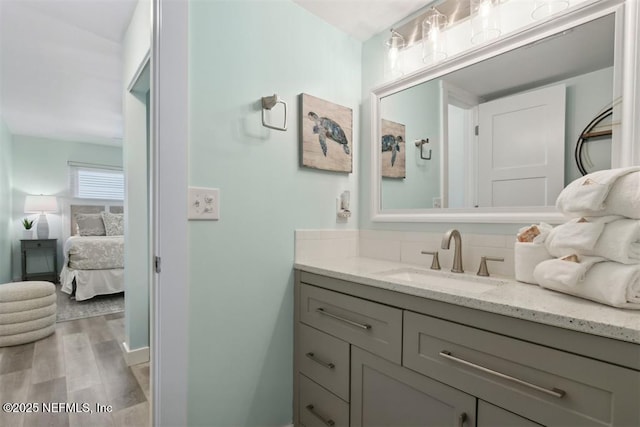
[351,347,475,427]
[477,400,543,427]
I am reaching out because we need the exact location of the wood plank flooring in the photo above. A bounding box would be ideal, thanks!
[0,312,149,427]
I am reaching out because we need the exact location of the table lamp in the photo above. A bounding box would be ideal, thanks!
[24,195,58,239]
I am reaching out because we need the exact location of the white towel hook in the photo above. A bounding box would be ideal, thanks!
[261,94,287,131]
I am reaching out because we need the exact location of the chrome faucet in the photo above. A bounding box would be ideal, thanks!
[441,229,464,273]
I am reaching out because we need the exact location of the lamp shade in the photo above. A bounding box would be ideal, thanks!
[24,195,58,213]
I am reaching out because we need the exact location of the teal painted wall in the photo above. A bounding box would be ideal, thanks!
[122,0,151,352]
[560,66,613,184]
[0,118,12,283]
[381,79,441,210]
[10,135,122,280]
[188,0,360,424]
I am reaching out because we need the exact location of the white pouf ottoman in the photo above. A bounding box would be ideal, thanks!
[0,281,57,347]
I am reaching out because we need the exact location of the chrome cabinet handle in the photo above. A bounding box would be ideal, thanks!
[305,352,335,369]
[458,412,467,427]
[316,308,371,330]
[439,351,566,398]
[305,404,335,426]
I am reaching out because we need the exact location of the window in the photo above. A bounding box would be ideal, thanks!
[69,163,124,200]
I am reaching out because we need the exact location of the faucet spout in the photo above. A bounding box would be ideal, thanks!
[441,229,464,273]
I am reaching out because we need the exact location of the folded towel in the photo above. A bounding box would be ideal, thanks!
[514,242,553,285]
[534,256,604,287]
[547,218,640,264]
[534,259,640,309]
[599,172,640,219]
[556,167,640,217]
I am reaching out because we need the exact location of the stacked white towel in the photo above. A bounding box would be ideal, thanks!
[555,167,640,218]
[546,217,640,264]
[534,167,640,309]
[534,259,640,309]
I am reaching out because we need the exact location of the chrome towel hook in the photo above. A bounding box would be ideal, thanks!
[261,94,287,131]
[414,138,431,160]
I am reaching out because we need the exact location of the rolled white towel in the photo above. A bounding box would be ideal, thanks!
[545,215,621,254]
[534,259,640,309]
[547,219,640,264]
[599,172,640,219]
[514,242,553,285]
[533,256,603,287]
[556,167,640,217]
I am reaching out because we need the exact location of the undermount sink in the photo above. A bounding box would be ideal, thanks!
[374,267,507,294]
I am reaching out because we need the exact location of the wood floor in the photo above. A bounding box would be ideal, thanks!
[0,312,150,427]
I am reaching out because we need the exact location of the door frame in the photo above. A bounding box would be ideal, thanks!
[440,82,481,208]
[150,0,189,425]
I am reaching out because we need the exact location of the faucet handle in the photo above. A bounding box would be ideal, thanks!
[421,251,441,270]
[477,256,504,277]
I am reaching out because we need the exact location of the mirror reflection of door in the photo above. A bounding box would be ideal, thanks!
[477,84,566,208]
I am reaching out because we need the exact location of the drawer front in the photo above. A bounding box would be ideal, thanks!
[22,240,55,250]
[403,311,640,427]
[300,284,402,363]
[299,323,350,401]
[299,374,349,427]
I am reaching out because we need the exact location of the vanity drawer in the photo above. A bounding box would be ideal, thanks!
[300,283,402,363]
[403,311,640,427]
[299,323,350,401]
[299,374,349,427]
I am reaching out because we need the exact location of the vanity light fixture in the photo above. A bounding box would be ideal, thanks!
[386,29,405,78]
[531,0,570,20]
[422,7,448,64]
[470,0,502,45]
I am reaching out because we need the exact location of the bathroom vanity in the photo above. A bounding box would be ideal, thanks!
[293,258,640,427]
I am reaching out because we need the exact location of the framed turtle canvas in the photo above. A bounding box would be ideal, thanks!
[300,93,353,173]
[381,119,406,179]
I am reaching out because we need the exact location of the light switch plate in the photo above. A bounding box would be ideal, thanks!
[188,187,220,220]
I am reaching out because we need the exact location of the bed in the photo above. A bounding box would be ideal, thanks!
[59,204,125,301]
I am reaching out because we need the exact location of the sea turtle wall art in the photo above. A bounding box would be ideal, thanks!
[381,119,406,178]
[300,93,353,173]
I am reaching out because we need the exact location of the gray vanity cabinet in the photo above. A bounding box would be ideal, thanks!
[293,271,640,427]
[476,401,542,427]
[350,346,475,427]
[403,310,640,426]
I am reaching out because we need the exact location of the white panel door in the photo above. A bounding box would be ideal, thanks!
[477,84,565,207]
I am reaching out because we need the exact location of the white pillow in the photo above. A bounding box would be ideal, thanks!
[75,213,106,236]
[101,212,124,236]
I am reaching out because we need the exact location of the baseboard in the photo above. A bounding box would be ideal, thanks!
[122,342,150,366]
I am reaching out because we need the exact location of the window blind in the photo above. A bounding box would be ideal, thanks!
[69,164,124,200]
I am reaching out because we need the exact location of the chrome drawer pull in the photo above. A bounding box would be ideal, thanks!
[458,412,467,427]
[305,404,335,426]
[439,351,566,399]
[316,308,371,330]
[305,352,335,369]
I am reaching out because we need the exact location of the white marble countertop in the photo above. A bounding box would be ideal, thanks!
[295,256,640,344]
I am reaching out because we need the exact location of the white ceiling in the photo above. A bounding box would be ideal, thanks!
[0,0,137,146]
[293,0,428,41]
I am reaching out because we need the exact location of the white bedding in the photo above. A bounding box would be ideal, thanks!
[61,235,125,301]
[65,236,124,270]
[60,266,124,301]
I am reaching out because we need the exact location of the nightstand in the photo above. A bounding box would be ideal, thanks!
[21,239,58,282]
